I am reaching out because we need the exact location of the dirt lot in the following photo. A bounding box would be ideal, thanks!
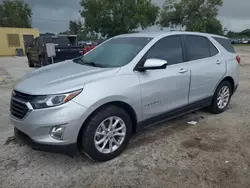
[0,47,250,188]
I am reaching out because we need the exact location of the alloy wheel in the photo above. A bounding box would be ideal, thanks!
[217,86,230,109]
[94,116,126,154]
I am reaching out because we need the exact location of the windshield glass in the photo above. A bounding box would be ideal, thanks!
[74,37,152,68]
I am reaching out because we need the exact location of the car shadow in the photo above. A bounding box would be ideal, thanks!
[3,110,208,164]
[127,110,208,151]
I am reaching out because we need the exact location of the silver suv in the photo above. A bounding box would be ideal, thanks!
[10,32,240,161]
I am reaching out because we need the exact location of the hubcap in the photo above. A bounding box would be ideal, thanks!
[94,116,126,154]
[217,86,230,109]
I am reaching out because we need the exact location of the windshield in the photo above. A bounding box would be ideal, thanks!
[74,37,152,68]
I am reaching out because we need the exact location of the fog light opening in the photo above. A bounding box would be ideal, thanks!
[50,124,66,140]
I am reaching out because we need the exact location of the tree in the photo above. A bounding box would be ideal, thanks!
[160,0,223,35]
[69,20,84,35]
[227,29,250,38]
[40,33,55,37]
[0,0,32,28]
[80,0,159,38]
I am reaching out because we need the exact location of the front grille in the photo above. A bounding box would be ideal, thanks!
[13,90,36,102]
[10,99,29,119]
[10,91,35,119]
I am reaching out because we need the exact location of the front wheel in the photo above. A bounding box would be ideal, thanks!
[209,81,232,114]
[80,106,132,161]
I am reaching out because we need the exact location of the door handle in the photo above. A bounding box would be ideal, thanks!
[178,68,188,74]
[216,60,222,65]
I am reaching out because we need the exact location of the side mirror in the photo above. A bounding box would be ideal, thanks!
[137,58,167,71]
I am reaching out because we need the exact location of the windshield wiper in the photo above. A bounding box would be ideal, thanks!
[84,61,97,67]
[73,58,97,67]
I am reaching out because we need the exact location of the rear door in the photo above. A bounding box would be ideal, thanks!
[138,35,191,120]
[28,38,38,62]
[183,35,226,103]
[23,35,34,53]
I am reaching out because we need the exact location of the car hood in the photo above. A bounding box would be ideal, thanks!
[14,60,120,95]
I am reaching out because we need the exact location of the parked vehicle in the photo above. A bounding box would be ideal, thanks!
[242,39,249,44]
[10,32,239,161]
[83,45,96,54]
[230,39,241,44]
[26,35,83,67]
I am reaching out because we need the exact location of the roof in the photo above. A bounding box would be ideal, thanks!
[116,31,227,39]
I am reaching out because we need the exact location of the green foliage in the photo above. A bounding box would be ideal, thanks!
[227,29,250,38]
[59,20,99,41]
[80,0,160,37]
[40,33,55,37]
[0,0,32,28]
[160,0,223,35]
[69,20,84,35]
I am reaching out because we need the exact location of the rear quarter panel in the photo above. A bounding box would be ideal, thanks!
[225,53,240,87]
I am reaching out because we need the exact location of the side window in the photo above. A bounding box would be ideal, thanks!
[35,38,39,46]
[31,38,36,46]
[146,35,183,65]
[209,42,219,56]
[185,35,210,61]
[212,37,236,53]
[36,38,41,46]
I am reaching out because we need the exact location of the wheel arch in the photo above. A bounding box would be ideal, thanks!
[77,101,138,145]
[220,76,235,91]
[214,76,235,94]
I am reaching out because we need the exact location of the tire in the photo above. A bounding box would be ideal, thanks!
[80,106,132,161]
[39,56,47,67]
[39,56,44,67]
[209,80,232,114]
[27,55,34,68]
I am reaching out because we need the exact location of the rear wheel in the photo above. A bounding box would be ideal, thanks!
[209,81,232,114]
[80,106,132,161]
[39,56,47,67]
[27,55,34,68]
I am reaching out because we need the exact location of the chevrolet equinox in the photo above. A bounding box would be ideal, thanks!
[10,32,240,161]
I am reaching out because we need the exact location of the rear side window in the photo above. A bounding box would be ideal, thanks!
[212,37,236,53]
[185,35,210,61]
[146,35,183,65]
[209,42,219,56]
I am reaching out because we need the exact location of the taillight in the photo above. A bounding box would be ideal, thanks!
[236,55,241,64]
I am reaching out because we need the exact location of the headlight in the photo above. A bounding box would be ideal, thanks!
[31,89,82,109]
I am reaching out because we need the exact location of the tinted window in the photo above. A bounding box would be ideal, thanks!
[36,38,41,46]
[213,37,236,53]
[32,38,37,45]
[43,37,71,46]
[146,36,183,65]
[75,37,152,68]
[209,42,219,56]
[186,35,210,61]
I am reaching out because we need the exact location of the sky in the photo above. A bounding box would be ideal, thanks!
[18,0,250,33]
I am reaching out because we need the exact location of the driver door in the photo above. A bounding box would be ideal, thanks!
[137,35,191,120]
[28,38,38,62]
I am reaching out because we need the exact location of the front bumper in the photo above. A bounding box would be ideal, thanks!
[10,100,88,155]
[14,128,77,157]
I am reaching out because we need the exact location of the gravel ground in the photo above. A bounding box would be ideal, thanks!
[0,47,250,188]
